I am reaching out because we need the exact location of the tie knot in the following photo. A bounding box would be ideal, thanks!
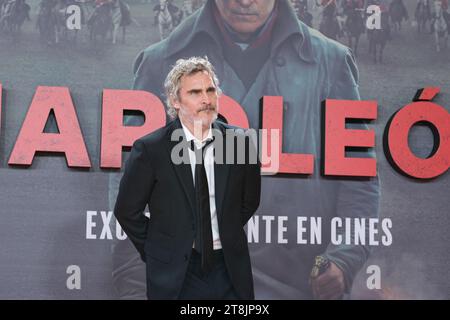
[190,137,214,153]
[190,138,214,165]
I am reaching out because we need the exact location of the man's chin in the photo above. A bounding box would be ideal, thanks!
[228,21,262,34]
[192,114,217,127]
[205,114,218,126]
[203,116,217,127]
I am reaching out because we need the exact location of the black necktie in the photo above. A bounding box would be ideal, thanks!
[191,138,214,273]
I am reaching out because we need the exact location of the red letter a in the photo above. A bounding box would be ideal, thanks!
[8,86,91,168]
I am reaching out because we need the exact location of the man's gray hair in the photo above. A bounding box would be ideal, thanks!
[164,56,222,119]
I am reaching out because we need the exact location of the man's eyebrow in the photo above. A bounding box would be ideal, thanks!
[186,87,216,94]
[187,88,202,94]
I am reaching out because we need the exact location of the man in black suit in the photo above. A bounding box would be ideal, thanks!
[114,56,261,300]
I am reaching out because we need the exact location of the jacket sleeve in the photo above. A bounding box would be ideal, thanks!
[109,49,163,212]
[324,48,381,292]
[114,139,155,261]
[241,132,262,226]
[109,51,163,299]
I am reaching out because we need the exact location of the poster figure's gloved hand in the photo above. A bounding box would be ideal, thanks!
[310,256,345,300]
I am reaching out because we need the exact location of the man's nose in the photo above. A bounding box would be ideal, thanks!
[236,0,253,8]
[201,91,211,105]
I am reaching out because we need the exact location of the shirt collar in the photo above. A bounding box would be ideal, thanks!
[180,118,213,146]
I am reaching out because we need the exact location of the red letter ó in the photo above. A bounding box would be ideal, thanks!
[385,88,449,179]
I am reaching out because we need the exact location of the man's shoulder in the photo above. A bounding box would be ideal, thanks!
[135,11,199,71]
[215,121,249,136]
[215,121,257,149]
[133,39,168,76]
[299,24,359,93]
[134,122,172,148]
[307,26,353,62]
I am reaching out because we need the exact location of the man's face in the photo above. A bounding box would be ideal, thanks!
[215,0,276,39]
[174,71,219,130]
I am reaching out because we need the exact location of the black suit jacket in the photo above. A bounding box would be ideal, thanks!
[114,118,261,299]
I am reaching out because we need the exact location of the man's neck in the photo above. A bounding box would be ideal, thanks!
[179,118,212,142]
[222,17,270,44]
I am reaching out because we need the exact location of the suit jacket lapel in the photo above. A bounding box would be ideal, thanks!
[165,118,196,217]
[212,121,230,220]
[165,119,231,221]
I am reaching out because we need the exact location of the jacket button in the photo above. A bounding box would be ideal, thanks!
[275,56,286,67]
[184,254,189,261]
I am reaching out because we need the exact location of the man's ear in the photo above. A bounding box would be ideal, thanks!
[170,95,180,111]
